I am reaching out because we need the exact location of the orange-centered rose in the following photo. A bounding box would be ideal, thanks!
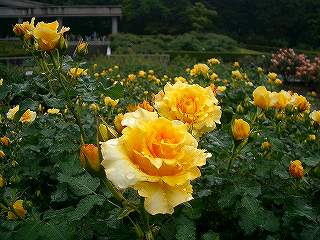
[32,20,69,51]
[154,81,221,138]
[100,109,211,215]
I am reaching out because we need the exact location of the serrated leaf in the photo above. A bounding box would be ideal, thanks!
[175,215,196,240]
[57,172,100,196]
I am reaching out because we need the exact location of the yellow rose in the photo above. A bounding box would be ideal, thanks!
[269,90,291,109]
[80,144,100,172]
[75,39,88,56]
[267,72,277,81]
[0,175,5,188]
[233,62,240,68]
[19,109,36,123]
[274,79,283,85]
[68,67,88,78]
[232,119,250,141]
[231,70,243,80]
[89,103,100,112]
[190,64,209,77]
[252,86,271,110]
[127,74,136,81]
[0,78,3,86]
[208,58,220,65]
[8,200,27,220]
[210,72,219,81]
[310,110,320,124]
[104,96,119,107]
[100,109,211,215]
[13,18,35,39]
[154,81,221,138]
[308,134,316,141]
[289,93,310,112]
[32,20,70,51]
[47,108,60,115]
[217,86,226,94]
[289,160,303,179]
[174,76,187,83]
[257,67,264,74]
[138,70,146,78]
[138,100,154,112]
[0,150,5,158]
[261,141,271,151]
[7,105,19,120]
[1,136,10,146]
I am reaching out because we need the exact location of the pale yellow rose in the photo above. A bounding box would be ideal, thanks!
[210,72,219,81]
[0,78,3,86]
[233,61,240,68]
[174,76,187,83]
[310,110,320,124]
[47,108,60,115]
[208,58,220,65]
[268,72,278,81]
[252,86,271,110]
[100,109,211,215]
[231,70,243,79]
[289,93,310,112]
[269,90,291,109]
[190,64,209,77]
[7,105,20,120]
[154,81,221,138]
[19,109,36,123]
[13,18,35,39]
[32,20,70,51]
[68,67,88,78]
[104,96,119,107]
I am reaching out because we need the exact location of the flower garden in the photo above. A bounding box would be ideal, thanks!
[0,19,320,240]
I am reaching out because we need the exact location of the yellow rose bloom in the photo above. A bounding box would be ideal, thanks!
[47,108,60,115]
[289,160,304,179]
[210,72,219,81]
[7,105,19,120]
[100,109,211,215]
[32,20,69,51]
[68,67,88,78]
[8,200,27,219]
[104,96,119,107]
[154,81,221,138]
[75,39,88,56]
[0,175,5,188]
[310,110,320,124]
[252,86,271,110]
[13,18,35,39]
[1,136,10,146]
[138,100,154,112]
[19,109,36,123]
[233,61,240,68]
[208,58,220,65]
[174,76,187,83]
[270,90,291,109]
[257,67,264,74]
[274,78,283,85]
[217,86,226,94]
[89,103,100,112]
[0,150,5,158]
[231,70,243,80]
[190,64,209,77]
[267,72,278,81]
[261,141,271,151]
[138,70,146,78]
[0,78,3,86]
[127,74,136,81]
[232,119,250,141]
[289,93,310,112]
[308,134,316,141]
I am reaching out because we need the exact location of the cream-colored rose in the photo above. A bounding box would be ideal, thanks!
[32,20,69,51]
[7,105,20,120]
[101,109,211,215]
[310,110,320,124]
[154,81,221,138]
[269,90,291,109]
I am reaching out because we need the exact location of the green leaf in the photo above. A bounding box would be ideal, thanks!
[175,215,196,240]
[0,84,11,100]
[57,172,100,197]
[201,231,220,240]
[102,82,124,99]
[303,156,320,167]
[68,194,105,221]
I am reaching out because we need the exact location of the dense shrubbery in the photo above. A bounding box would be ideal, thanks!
[1,19,320,240]
[110,32,239,54]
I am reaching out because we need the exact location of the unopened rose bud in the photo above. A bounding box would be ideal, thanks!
[58,35,68,52]
[289,160,304,179]
[232,119,250,141]
[1,136,10,146]
[261,141,271,151]
[80,144,100,172]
